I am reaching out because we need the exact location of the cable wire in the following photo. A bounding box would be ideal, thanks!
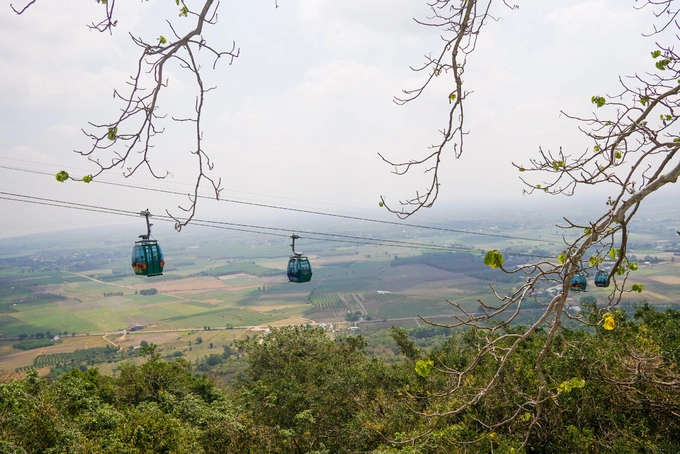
[0,164,556,244]
[0,191,558,259]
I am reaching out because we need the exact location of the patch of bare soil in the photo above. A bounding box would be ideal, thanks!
[218,273,251,280]
[648,275,680,285]
[248,304,308,313]
[122,332,183,347]
[218,274,286,288]
[147,276,226,294]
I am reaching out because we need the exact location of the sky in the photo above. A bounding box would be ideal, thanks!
[0,0,678,240]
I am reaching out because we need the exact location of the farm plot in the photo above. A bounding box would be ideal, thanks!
[310,292,346,311]
[142,276,227,295]
[305,291,405,322]
[304,309,354,324]
[374,264,464,291]
[30,345,131,370]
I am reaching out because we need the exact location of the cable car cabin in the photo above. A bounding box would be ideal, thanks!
[287,256,312,283]
[594,270,610,288]
[131,209,164,277]
[287,234,312,283]
[569,273,587,292]
[131,240,164,277]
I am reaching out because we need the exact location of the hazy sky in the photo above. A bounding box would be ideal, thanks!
[0,0,677,239]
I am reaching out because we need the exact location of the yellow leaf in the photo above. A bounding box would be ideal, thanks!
[603,314,616,330]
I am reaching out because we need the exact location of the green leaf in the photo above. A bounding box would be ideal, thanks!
[415,358,434,377]
[557,252,566,264]
[448,92,456,103]
[651,50,662,58]
[159,35,167,45]
[628,262,638,271]
[55,170,69,182]
[614,151,622,159]
[674,138,680,143]
[521,412,531,422]
[558,377,585,394]
[609,248,619,260]
[82,175,93,183]
[179,5,189,17]
[484,250,504,269]
[107,127,118,141]
[518,167,525,172]
[593,145,601,152]
[632,283,644,293]
[584,227,592,236]
[588,256,602,267]
[551,160,565,171]
[591,96,606,108]
[656,59,671,70]
[640,96,650,106]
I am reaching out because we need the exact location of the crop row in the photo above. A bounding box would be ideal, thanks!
[33,345,127,368]
[360,292,400,303]
[310,292,346,311]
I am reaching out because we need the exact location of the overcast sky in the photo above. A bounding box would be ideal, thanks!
[0,0,677,240]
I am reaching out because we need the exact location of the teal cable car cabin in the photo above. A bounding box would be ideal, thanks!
[287,234,312,283]
[287,256,312,283]
[131,210,164,277]
[594,269,610,288]
[132,241,164,277]
[569,272,587,292]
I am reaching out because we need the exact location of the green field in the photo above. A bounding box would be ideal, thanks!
[1,212,679,374]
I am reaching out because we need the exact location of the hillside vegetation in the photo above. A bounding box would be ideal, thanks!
[1,304,679,453]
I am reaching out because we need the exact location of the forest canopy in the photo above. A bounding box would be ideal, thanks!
[1,306,680,452]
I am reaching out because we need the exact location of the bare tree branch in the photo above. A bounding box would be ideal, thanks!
[383,0,680,448]
[14,0,240,230]
[380,0,517,218]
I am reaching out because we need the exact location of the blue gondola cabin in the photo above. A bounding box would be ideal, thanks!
[132,240,164,277]
[569,272,587,292]
[594,270,610,288]
[287,256,312,283]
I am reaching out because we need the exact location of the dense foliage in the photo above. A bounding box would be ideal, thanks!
[12,339,56,351]
[1,305,679,453]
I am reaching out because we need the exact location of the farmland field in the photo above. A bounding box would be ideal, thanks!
[1,208,679,375]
